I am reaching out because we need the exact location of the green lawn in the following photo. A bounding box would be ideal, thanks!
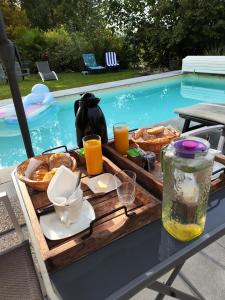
[0,69,140,100]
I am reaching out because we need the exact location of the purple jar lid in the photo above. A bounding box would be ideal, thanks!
[174,139,208,158]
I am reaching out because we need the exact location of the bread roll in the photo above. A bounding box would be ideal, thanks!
[147,126,165,135]
[49,153,72,170]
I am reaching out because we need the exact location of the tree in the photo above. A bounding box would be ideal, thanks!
[20,0,105,33]
[0,0,29,39]
[102,0,225,69]
[101,0,153,33]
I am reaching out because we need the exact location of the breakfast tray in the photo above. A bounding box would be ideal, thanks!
[211,154,225,192]
[16,149,161,272]
[103,140,163,199]
[103,141,225,199]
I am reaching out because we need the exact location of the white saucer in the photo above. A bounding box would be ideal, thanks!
[87,173,121,194]
[40,200,95,240]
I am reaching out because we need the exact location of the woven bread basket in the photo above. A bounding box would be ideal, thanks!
[16,154,77,191]
[131,126,180,152]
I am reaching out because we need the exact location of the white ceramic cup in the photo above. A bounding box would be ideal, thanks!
[53,187,83,227]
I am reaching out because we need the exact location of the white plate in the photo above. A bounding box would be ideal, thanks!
[40,200,95,240]
[86,173,121,194]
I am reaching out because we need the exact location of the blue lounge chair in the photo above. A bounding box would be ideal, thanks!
[82,53,106,73]
[105,52,120,69]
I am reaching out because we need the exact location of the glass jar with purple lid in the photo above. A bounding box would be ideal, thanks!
[162,137,215,241]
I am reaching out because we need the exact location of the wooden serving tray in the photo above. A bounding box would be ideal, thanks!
[17,152,161,272]
[103,141,225,199]
[211,154,225,192]
[103,140,163,199]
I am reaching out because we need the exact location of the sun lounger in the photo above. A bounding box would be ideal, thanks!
[1,62,30,82]
[15,61,30,80]
[105,52,120,69]
[36,61,58,82]
[0,192,43,299]
[15,61,30,79]
[175,103,225,128]
[182,56,225,75]
[82,53,106,73]
[175,103,225,151]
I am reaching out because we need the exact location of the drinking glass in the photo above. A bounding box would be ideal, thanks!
[113,123,129,155]
[114,170,136,206]
[83,134,103,175]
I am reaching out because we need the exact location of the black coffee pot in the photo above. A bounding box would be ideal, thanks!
[74,93,108,148]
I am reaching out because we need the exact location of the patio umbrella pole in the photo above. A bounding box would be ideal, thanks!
[0,11,34,158]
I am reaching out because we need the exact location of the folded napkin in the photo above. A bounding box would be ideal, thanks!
[24,158,43,179]
[47,165,79,206]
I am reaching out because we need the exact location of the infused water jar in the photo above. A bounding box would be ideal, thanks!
[162,137,214,242]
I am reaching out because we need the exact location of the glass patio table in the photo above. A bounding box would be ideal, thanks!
[12,170,225,300]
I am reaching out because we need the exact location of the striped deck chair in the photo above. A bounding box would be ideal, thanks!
[105,52,120,69]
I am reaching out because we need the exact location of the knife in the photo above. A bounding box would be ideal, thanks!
[36,192,107,216]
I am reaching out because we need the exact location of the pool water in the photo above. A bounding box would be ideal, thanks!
[1,73,225,168]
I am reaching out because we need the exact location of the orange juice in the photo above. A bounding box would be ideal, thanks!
[84,138,103,175]
[114,125,129,155]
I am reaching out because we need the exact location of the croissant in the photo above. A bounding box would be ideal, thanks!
[49,153,72,170]
[42,168,57,181]
[147,126,165,135]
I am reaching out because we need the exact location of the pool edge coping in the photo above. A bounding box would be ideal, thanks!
[53,70,182,98]
[0,70,182,106]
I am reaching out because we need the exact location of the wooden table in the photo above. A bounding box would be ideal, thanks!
[12,166,225,300]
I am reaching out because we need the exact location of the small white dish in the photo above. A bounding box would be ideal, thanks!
[40,200,95,240]
[87,173,121,194]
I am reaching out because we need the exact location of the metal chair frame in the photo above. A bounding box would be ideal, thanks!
[0,191,45,299]
[11,172,59,299]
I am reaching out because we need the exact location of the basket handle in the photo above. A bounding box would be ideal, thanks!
[82,206,136,240]
[42,145,69,155]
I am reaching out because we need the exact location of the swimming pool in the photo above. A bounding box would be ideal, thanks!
[1,73,225,168]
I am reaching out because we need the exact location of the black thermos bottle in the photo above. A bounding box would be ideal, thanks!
[74,93,108,148]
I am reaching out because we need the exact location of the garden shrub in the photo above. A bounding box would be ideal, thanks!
[14,27,128,72]
[204,45,225,55]
[90,28,128,68]
[44,27,77,72]
[70,32,94,71]
[15,28,46,72]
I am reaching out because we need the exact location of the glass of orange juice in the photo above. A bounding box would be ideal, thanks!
[113,123,129,155]
[83,134,103,176]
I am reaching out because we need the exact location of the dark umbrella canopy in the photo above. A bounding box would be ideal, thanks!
[0,11,34,158]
